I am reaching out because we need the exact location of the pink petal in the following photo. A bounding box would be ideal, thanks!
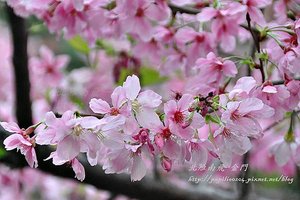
[196,7,218,22]
[45,112,57,127]
[154,134,164,149]
[137,90,162,108]
[262,85,277,94]
[56,135,81,161]
[190,113,205,129]
[4,134,31,150]
[135,109,162,129]
[80,116,105,129]
[123,75,141,100]
[233,76,257,93]
[25,147,38,168]
[101,115,126,131]
[40,45,54,63]
[223,60,237,77]
[191,146,208,167]
[273,141,291,166]
[220,35,236,52]
[131,156,147,181]
[238,98,264,115]
[0,122,21,133]
[175,27,197,44]
[164,100,177,116]
[225,135,252,155]
[178,94,193,111]
[163,139,180,159]
[111,86,127,108]
[72,158,85,181]
[248,7,266,25]
[35,128,57,145]
[89,98,111,114]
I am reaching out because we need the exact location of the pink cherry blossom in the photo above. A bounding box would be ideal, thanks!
[270,139,300,167]
[116,0,170,41]
[242,0,272,24]
[1,122,38,168]
[175,27,215,70]
[194,52,237,83]
[214,124,252,167]
[222,98,274,139]
[36,111,102,166]
[197,2,246,52]
[122,75,162,128]
[30,46,69,98]
[89,86,129,124]
[164,94,205,139]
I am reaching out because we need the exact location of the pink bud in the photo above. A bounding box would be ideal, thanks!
[154,134,164,149]
[161,156,172,172]
[24,126,35,135]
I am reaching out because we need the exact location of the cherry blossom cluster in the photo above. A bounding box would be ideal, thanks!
[5,0,299,76]
[1,0,300,183]
[2,73,299,181]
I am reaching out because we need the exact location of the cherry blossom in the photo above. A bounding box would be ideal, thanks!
[1,122,38,168]
[2,0,300,185]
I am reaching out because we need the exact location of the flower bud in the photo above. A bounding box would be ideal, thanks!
[161,156,172,172]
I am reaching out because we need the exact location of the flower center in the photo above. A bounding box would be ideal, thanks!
[132,100,141,113]
[230,110,240,121]
[162,127,171,138]
[174,111,184,124]
[222,128,231,138]
[73,125,83,136]
[195,35,204,43]
[136,7,144,17]
[110,107,120,116]
[133,128,150,144]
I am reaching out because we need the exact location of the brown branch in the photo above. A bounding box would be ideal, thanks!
[6,5,33,128]
[168,3,200,15]
[272,77,300,85]
[246,13,265,83]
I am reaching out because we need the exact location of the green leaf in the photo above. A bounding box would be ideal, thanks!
[117,67,168,86]
[29,23,47,33]
[96,40,116,56]
[256,52,269,61]
[117,68,132,86]
[68,36,90,54]
[0,147,7,159]
[69,94,85,110]
[205,114,221,124]
[140,67,168,86]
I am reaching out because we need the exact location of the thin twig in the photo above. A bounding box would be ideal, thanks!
[272,77,300,85]
[168,3,200,15]
[246,13,265,83]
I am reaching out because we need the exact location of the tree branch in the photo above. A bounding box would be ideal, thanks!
[246,13,265,83]
[6,5,33,128]
[272,77,300,85]
[168,3,200,15]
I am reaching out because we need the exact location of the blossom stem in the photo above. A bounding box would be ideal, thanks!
[246,13,265,83]
[285,111,296,143]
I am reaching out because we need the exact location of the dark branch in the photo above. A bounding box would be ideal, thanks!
[6,5,33,128]
[246,13,265,83]
[272,77,300,85]
[168,3,200,15]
